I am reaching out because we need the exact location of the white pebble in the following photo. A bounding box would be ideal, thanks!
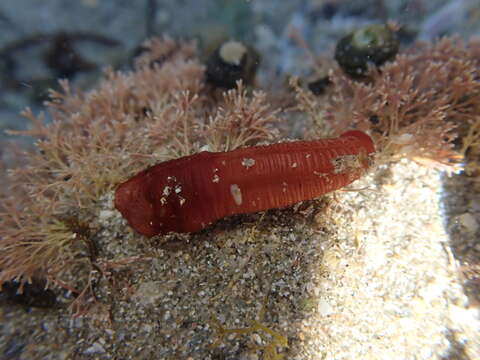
[99,210,115,220]
[318,298,334,316]
[83,342,105,354]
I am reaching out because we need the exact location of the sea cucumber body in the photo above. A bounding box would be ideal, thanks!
[114,130,375,237]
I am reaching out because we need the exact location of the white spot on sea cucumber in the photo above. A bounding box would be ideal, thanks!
[230,184,243,206]
[162,186,171,196]
[242,158,256,168]
[179,197,186,206]
[306,154,311,159]
[291,162,298,168]
[313,171,327,178]
[212,174,220,183]
[160,197,167,205]
[175,185,182,194]
[331,154,361,174]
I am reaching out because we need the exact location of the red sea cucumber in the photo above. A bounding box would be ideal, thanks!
[114,130,375,237]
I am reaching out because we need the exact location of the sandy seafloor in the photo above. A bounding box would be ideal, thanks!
[1,0,480,359]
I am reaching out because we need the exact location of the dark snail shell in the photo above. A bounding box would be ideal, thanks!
[206,40,260,89]
[335,24,399,78]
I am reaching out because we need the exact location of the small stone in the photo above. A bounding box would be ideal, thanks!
[420,347,432,359]
[457,213,478,233]
[318,298,334,316]
[99,210,114,219]
[142,324,153,333]
[133,281,172,306]
[251,333,262,345]
[83,342,105,354]
[240,353,259,360]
